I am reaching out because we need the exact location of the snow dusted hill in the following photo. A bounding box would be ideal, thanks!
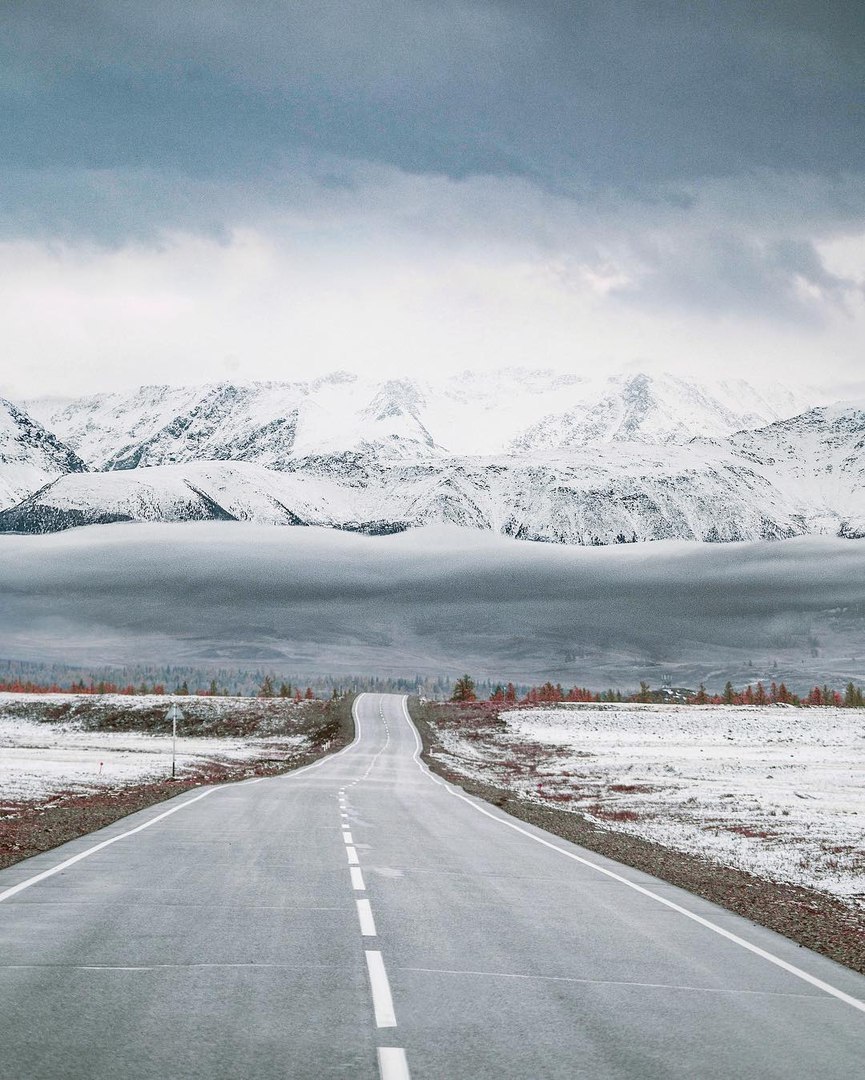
[24,369,817,469]
[0,398,87,510]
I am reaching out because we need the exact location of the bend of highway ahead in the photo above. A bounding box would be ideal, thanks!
[2,694,865,1079]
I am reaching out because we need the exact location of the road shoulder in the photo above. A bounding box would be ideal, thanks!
[407,697,865,976]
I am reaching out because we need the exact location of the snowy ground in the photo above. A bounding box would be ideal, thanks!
[430,703,865,902]
[0,693,311,805]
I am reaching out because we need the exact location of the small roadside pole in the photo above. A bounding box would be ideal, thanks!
[166,702,183,780]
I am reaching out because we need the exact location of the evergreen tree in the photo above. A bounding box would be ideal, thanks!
[452,674,477,702]
[259,675,275,698]
[844,682,864,708]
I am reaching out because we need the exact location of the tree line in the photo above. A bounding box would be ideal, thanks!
[450,674,865,708]
[0,676,318,699]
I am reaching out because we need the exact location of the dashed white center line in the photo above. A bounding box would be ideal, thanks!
[365,950,397,1028]
[346,846,360,865]
[356,898,377,936]
[342,831,354,844]
[350,866,366,891]
[377,1047,411,1080]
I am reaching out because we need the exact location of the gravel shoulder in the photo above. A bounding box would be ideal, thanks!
[0,694,354,872]
[408,698,865,976]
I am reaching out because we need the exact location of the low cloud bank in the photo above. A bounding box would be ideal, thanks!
[2,524,864,686]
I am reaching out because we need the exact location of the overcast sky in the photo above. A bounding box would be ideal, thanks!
[1,2,863,398]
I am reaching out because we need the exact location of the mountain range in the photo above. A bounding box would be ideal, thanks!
[3,369,863,544]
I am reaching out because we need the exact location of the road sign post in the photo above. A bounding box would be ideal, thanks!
[166,703,183,779]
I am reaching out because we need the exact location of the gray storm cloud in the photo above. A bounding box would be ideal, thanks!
[0,2,863,394]
[2,524,864,686]
[3,1,862,189]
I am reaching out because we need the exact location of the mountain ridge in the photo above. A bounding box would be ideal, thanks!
[0,398,87,511]
[6,370,860,543]
[23,369,821,469]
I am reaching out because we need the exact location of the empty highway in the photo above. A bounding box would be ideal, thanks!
[1,693,864,1078]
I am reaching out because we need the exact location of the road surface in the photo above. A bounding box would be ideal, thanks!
[1,693,865,1078]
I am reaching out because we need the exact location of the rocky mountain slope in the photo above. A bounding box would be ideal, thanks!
[3,405,864,542]
[4,370,860,543]
[24,370,816,469]
[0,398,87,510]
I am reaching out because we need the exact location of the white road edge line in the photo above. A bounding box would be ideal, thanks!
[0,695,372,905]
[377,1046,411,1080]
[398,695,865,1017]
[0,788,220,905]
[346,846,360,866]
[357,898,377,936]
[351,866,367,891]
[366,950,397,1027]
[279,694,365,781]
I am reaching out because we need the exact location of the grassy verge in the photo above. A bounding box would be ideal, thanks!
[0,695,355,873]
[408,697,865,976]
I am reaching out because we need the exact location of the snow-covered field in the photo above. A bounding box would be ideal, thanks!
[432,703,865,902]
[0,693,310,805]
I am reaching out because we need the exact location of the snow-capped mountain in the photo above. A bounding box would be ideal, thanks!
[0,398,87,510]
[6,369,859,543]
[729,402,865,538]
[21,373,445,471]
[24,370,818,470]
[3,405,864,543]
[508,372,812,450]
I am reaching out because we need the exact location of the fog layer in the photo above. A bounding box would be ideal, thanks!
[1,524,864,687]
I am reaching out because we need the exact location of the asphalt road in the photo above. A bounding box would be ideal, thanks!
[2,692,865,1078]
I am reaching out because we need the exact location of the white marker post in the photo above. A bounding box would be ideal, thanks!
[166,702,183,780]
